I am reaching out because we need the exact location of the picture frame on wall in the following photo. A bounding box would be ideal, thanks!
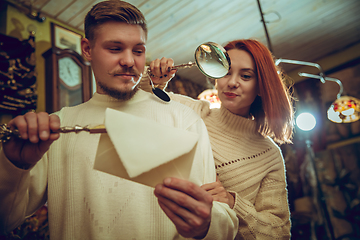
[51,23,82,55]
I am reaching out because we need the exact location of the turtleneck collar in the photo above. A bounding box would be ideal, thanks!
[210,105,260,138]
[88,89,151,107]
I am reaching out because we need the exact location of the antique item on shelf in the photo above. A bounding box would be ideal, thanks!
[42,48,92,113]
[0,33,37,116]
[51,23,82,55]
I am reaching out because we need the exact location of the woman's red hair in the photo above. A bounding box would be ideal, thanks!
[224,39,294,144]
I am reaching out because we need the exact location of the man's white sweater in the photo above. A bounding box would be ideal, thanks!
[0,90,238,240]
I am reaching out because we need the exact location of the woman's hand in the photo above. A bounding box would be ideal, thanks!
[149,57,177,86]
[201,176,235,209]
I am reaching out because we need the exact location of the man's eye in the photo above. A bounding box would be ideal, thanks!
[109,47,121,51]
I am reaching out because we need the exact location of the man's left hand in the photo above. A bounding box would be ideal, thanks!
[154,177,213,238]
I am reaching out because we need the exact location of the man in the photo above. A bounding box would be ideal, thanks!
[0,1,238,239]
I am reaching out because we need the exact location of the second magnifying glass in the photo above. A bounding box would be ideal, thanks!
[148,42,231,102]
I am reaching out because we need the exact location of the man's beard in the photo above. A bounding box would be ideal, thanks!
[97,81,139,101]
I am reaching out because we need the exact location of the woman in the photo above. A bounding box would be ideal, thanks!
[145,39,293,239]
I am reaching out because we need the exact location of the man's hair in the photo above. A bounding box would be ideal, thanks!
[223,39,294,144]
[84,0,147,43]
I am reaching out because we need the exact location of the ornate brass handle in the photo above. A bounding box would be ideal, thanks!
[147,61,196,78]
[0,123,106,143]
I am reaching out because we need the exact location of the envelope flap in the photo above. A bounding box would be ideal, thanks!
[105,108,199,178]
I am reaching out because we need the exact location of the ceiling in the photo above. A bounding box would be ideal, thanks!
[6,0,360,87]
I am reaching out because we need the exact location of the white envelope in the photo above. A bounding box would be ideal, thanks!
[93,108,199,188]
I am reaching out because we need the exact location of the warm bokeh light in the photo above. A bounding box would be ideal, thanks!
[198,89,221,109]
[296,112,316,131]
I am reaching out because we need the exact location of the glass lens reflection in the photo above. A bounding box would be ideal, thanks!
[195,42,230,79]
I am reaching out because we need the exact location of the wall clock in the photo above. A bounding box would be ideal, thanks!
[42,48,92,113]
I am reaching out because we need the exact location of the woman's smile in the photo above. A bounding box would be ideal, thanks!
[223,92,238,98]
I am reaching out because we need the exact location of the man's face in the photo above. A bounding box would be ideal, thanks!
[82,21,146,99]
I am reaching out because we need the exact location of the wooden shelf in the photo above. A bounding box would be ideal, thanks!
[327,135,360,149]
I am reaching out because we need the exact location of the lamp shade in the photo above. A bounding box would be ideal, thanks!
[327,96,360,123]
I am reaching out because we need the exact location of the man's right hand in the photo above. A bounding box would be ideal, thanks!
[2,112,60,169]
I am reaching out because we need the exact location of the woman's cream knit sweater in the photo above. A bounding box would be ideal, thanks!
[168,93,291,240]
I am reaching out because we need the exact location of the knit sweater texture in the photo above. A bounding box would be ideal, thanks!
[0,90,238,240]
[168,93,291,240]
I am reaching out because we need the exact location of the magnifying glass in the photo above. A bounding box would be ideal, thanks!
[148,42,231,102]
